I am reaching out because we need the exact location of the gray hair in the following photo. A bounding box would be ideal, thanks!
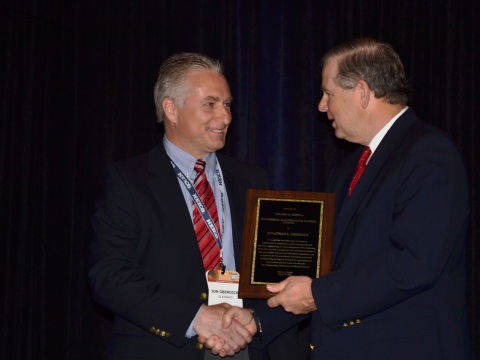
[153,53,223,123]
[322,37,409,106]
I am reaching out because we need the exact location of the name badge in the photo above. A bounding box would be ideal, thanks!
[206,270,243,307]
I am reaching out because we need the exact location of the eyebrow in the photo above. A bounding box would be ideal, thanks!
[203,96,233,102]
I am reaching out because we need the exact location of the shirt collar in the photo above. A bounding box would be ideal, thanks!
[163,135,217,180]
[367,106,408,158]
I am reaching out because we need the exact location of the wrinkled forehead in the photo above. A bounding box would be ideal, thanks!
[321,59,339,88]
[181,70,232,105]
[323,57,340,76]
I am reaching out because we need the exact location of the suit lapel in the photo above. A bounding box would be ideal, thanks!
[147,145,205,271]
[332,109,417,263]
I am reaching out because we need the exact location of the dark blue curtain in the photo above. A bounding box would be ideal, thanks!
[1,0,479,358]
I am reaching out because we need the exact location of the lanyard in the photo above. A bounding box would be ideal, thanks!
[170,158,225,256]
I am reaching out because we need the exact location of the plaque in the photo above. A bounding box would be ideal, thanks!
[238,189,335,299]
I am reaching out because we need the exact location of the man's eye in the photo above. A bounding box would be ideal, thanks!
[224,102,232,109]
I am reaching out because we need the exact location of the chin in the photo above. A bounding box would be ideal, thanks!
[209,141,226,152]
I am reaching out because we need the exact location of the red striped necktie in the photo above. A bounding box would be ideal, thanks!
[348,146,371,196]
[192,159,221,270]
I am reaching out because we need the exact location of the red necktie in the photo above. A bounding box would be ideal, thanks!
[192,160,221,270]
[348,146,371,196]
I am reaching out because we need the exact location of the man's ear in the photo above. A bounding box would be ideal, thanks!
[356,80,371,109]
[162,97,177,123]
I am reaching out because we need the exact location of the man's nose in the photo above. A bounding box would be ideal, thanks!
[318,96,327,112]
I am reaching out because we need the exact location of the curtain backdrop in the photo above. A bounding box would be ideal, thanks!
[1,0,479,358]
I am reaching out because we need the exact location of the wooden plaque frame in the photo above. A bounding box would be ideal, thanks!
[238,189,335,299]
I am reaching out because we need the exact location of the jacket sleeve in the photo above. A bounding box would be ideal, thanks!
[88,163,205,347]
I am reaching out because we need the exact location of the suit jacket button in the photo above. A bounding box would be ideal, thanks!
[349,320,355,326]
[196,342,204,350]
[149,326,157,333]
[342,322,348,327]
[309,344,314,350]
[200,292,207,300]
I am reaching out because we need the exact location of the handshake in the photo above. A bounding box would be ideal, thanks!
[193,303,257,357]
[193,276,316,357]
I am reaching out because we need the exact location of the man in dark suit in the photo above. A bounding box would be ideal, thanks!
[89,53,263,359]
[213,38,473,359]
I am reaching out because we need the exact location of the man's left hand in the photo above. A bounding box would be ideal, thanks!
[266,276,317,314]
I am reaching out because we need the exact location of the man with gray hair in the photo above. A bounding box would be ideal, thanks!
[89,52,264,359]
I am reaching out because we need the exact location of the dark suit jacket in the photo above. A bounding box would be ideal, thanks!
[256,109,472,359]
[89,143,268,359]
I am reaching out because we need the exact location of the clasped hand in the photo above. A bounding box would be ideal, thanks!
[194,303,256,357]
[197,276,316,357]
